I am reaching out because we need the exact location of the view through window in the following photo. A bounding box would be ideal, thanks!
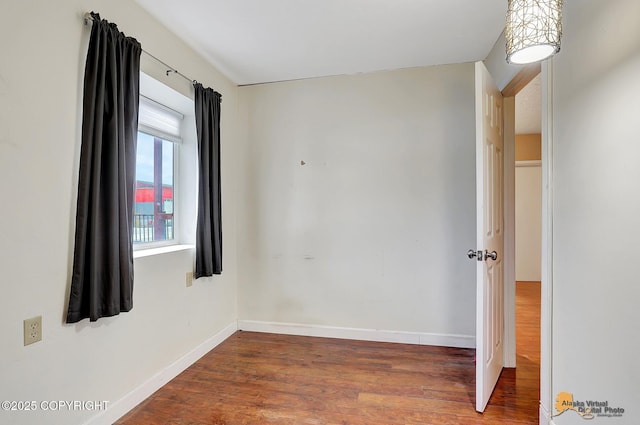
[134,132,174,243]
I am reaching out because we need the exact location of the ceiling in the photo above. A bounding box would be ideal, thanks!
[134,0,539,133]
[134,0,508,86]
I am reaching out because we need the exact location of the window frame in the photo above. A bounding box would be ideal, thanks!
[133,91,183,251]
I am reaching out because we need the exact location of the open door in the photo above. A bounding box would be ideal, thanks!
[471,61,505,412]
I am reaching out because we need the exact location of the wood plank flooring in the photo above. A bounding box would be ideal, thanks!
[116,282,540,424]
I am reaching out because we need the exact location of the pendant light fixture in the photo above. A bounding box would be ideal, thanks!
[506,0,563,64]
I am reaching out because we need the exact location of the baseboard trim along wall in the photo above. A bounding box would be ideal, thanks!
[84,322,238,425]
[237,320,475,349]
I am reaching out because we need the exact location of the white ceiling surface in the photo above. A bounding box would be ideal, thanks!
[134,0,508,86]
[515,74,541,134]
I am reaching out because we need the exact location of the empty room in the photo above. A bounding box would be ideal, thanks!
[1,1,638,424]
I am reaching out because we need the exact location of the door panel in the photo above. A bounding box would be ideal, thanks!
[475,61,505,413]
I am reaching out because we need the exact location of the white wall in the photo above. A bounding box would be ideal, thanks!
[484,30,522,92]
[551,0,640,423]
[0,2,239,425]
[237,64,477,341]
[515,163,541,281]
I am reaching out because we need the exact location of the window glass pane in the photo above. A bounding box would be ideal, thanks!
[134,132,174,243]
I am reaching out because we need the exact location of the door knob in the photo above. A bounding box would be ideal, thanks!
[467,249,483,261]
[484,250,498,261]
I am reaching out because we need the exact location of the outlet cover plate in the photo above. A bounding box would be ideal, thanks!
[24,316,42,346]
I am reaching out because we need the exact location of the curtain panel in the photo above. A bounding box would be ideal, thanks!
[67,13,141,323]
[193,83,223,278]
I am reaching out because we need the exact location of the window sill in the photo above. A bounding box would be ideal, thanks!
[133,244,194,259]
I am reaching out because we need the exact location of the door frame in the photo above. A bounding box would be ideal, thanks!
[539,60,554,424]
[500,61,554,424]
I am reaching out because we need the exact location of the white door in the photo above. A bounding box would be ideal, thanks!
[473,61,505,413]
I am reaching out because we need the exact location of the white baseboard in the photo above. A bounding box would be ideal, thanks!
[237,320,475,349]
[84,322,237,425]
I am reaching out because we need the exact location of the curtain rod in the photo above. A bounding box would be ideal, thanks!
[83,12,198,86]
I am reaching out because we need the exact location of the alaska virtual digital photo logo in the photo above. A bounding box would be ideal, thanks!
[554,392,625,419]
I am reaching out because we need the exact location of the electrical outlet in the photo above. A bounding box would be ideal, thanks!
[24,316,42,346]
[186,272,193,287]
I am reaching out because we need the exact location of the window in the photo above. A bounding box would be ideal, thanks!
[134,95,183,246]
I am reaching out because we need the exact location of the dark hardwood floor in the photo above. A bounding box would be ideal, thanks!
[117,282,540,424]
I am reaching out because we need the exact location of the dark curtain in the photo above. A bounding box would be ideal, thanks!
[67,13,141,323]
[193,83,222,278]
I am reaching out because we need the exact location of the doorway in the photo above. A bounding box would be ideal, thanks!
[514,72,543,419]
[481,59,553,420]
[475,62,546,415]
[472,60,546,417]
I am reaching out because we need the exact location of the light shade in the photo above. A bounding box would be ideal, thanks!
[506,0,563,64]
